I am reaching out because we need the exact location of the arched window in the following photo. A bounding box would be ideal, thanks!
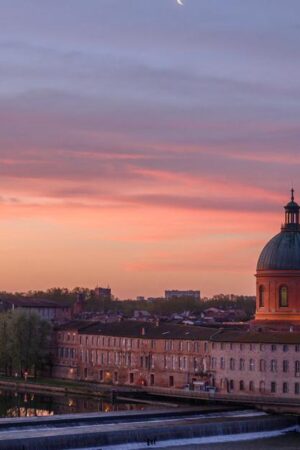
[271,359,277,372]
[239,380,244,391]
[259,285,265,307]
[279,286,288,307]
[260,381,265,393]
[230,358,235,370]
[259,359,266,372]
[283,382,288,394]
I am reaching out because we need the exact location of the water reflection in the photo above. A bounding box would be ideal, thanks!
[0,389,148,418]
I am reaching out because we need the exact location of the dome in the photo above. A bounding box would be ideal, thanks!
[257,189,300,271]
[257,231,300,271]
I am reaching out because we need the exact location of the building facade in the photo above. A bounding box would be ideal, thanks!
[0,297,72,323]
[53,321,212,388]
[209,332,300,398]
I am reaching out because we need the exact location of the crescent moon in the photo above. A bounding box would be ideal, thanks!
[177,0,184,5]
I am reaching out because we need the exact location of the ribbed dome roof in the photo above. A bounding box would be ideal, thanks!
[257,231,300,271]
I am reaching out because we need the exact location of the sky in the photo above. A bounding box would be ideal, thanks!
[0,0,300,298]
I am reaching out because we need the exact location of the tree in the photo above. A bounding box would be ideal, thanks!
[0,313,12,376]
[0,311,51,378]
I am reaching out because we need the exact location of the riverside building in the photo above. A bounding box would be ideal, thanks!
[53,192,300,402]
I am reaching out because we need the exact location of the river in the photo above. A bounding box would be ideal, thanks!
[0,388,151,417]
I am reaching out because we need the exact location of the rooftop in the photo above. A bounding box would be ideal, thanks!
[0,297,71,309]
[57,320,217,340]
[57,320,300,344]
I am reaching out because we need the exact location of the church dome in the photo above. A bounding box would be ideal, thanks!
[255,190,300,323]
[257,189,300,271]
[257,231,300,271]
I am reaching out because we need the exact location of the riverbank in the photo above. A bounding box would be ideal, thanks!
[0,377,184,411]
[0,376,140,399]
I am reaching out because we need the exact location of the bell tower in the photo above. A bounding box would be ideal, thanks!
[282,189,300,232]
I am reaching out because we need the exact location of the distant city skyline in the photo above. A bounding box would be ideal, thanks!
[0,1,299,297]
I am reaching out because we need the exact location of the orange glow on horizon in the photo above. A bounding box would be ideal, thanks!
[0,174,284,298]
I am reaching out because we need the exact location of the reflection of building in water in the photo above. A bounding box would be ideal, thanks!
[23,408,53,417]
[6,406,54,417]
[2,391,54,417]
[54,396,146,415]
[0,389,144,417]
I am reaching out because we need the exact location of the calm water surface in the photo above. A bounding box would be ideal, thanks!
[0,389,150,417]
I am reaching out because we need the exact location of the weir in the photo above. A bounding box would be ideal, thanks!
[0,412,296,450]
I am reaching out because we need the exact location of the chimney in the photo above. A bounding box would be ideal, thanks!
[141,327,146,336]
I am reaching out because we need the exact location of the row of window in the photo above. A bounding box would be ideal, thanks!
[212,357,300,375]
[86,369,175,388]
[226,379,300,395]
[79,350,133,367]
[95,370,159,387]
[58,332,300,356]
[58,347,76,359]
[259,285,288,307]
[214,342,299,352]
[74,334,203,353]
[58,333,299,359]
[164,340,201,352]
[58,347,203,372]
[58,347,300,377]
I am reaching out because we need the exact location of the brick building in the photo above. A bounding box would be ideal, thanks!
[53,320,300,400]
[209,330,300,398]
[52,192,300,402]
[53,321,214,388]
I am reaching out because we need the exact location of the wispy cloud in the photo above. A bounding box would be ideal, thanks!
[0,0,299,296]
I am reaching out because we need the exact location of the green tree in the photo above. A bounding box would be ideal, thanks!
[0,311,52,378]
[0,313,12,376]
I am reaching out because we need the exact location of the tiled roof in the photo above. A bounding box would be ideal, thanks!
[56,320,300,344]
[57,320,217,340]
[210,329,300,345]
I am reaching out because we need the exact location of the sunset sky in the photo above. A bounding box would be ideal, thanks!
[0,0,299,298]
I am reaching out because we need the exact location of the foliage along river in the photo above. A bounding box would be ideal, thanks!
[0,388,151,417]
